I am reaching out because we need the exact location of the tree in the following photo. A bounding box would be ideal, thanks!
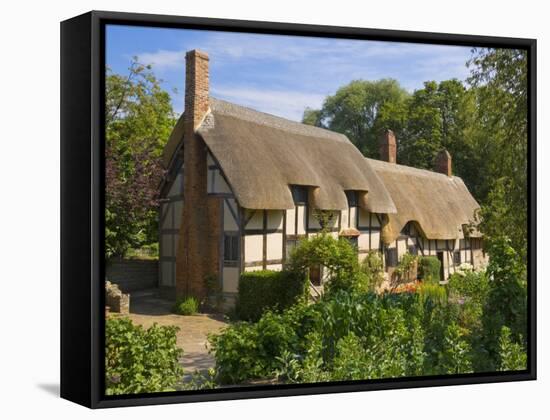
[467,48,528,260]
[105,60,176,258]
[302,79,410,156]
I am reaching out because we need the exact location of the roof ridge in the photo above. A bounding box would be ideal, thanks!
[366,157,463,181]
[208,97,349,143]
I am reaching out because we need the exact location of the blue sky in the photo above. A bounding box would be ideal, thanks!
[106,25,475,121]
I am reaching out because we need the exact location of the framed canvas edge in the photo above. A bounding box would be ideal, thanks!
[60,10,537,409]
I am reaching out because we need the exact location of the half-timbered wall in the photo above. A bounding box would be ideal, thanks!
[163,157,486,297]
[159,163,184,287]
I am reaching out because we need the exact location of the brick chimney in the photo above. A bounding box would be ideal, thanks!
[175,50,222,300]
[435,149,452,176]
[184,50,210,129]
[379,129,397,163]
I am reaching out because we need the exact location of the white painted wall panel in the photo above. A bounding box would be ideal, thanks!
[244,265,263,272]
[160,261,174,287]
[224,200,239,232]
[397,240,407,259]
[349,207,357,229]
[286,208,296,234]
[266,264,283,271]
[371,231,380,250]
[341,208,349,228]
[296,206,306,234]
[161,204,173,230]
[168,173,183,197]
[267,210,284,230]
[245,234,263,262]
[358,232,370,251]
[223,267,240,293]
[246,210,263,229]
[173,200,183,229]
[213,172,232,194]
[161,234,174,257]
[358,208,370,226]
[308,208,321,229]
[267,232,283,260]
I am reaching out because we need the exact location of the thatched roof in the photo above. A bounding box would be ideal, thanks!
[367,158,481,243]
[169,98,397,212]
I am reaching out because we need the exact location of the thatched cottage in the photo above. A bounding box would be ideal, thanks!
[159,49,486,303]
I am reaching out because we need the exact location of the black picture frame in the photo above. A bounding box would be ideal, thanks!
[60,10,537,409]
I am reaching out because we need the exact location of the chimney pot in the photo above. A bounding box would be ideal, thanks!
[379,129,397,163]
[435,149,452,176]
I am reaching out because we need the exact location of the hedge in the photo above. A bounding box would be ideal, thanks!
[236,270,307,322]
[418,256,441,283]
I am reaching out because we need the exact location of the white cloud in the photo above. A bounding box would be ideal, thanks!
[211,86,325,121]
[137,49,185,70]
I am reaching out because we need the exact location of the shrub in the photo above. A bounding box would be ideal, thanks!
[417,282,447,305]
[286,233,366,294]
[392,253,418,289]
[173,296,199,315]
[440,322,473,374]
[105,317,183,395]
[498,326,527,371]
[236,270,307,322]
[360,251,385,292]
[447,270,489,333]
[481,237,527,369]
[418,256,441,283]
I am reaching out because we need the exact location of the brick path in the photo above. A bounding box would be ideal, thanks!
[126,289,228,379]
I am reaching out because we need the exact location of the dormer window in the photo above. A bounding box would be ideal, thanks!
[345,190,358,207]
[291,185,308,205]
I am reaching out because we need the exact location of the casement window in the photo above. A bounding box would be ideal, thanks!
[385,247,398,267]
[345,190,358,207]
[408,244,418,256]
[224,233,239,265]
[291,185,308,205]
[453,251,461,265]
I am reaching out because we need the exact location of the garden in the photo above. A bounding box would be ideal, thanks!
[105,233,527,394]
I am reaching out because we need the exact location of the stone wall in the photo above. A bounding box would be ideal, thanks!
[106,259,159,293]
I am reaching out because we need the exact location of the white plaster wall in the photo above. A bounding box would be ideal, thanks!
[296,206,306,234]
[161,203,173,230]
[161,234,174,257]
[358,208,370,226]
[371,231,380,250]
[168,173,183,197]
[213,172,232,194]
[341,208,349,228]
[160,261,174,287]
[267,210,284,230]
[286,208,296,234]
[173,200,182,229]
[358,232,370,251]
[308,208,321,229]
[223,267,240,293]
[244,234,263,262]
[207,153,215,166]
[267,232,283,260]
[266,264,283,271]
[246,210,263,229]
[349,207,357,229]
[224,200,239,231]
[397,240,407,259]
[244,265,263,272]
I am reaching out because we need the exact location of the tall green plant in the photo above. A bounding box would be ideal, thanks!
[105,317,183,395]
